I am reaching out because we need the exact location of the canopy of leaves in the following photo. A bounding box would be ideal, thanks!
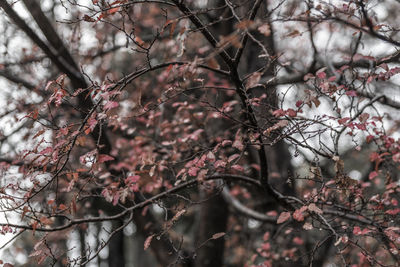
[0,0,399,266]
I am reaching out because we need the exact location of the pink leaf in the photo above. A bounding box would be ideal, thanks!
[317,71,326,79]
[144,234,154,250]
[303,73,315,81]
[277,211,291,224]
[286,109,297,117]
[107,7,120,15]
[214,160,226,169]
[392,153,400,162]
[232,139,244,150]
[228,154,240,163]
[263,232,270,241]
[112,191,120,206]
[104,101,119,110]
[231,164,244,172]
[40,147,52,155]
[188,167,199,176]
[125,175,140,184]
[293,206,307,222]
[272,109,285,117]
[307,203,323,214]
[338,117,350,125]
[353,226,362,235]
[346,90,357,96]
[385,208,400,215]
[222,140,232,147]
[369,171,378,180]
[366,135,374,143]
[211,232,226,239]
[98,154,114,163]
[206,151,216,162]
[293,237,304,245]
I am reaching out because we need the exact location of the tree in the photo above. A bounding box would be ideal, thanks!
[0,0,399,266]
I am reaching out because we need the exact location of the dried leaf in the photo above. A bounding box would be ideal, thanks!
[246,72,262,89]
[171,209,186,222]
[212,232,226,239]
[207,57,220,69]
[83,14,96,22]
[236,20,254,30]
[286,29,300,38]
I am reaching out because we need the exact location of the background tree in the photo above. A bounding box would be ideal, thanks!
[0,0,399,266]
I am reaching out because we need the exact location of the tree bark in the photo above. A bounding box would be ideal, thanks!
[194,194,228,267]
[108,220,125,267]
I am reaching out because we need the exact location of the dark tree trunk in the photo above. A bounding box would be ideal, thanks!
[108,220,125,267]
[194,194,228,267]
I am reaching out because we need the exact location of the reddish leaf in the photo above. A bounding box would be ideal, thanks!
[83,14,96,22]
[366,135,374,143]
[272,109,285,117]
[107,7,120,14]
[188,167,199,176]
[317,71,326,79]
[286,109,297,117]
[353,226,362,235]
[293,237,304,245]
[221,140,232,147]
[104,101,119,110]
[277,211,291,224]
[33,129,46,139]
[98,154,114,163]
[293,206,307,222]
[32,221,38,235]
[338,117,350,125]
[144,234,155,250]
[231,164,244,172]
[369,171,378,180]
[212,232,226,239]
[232,139,244,150]
[228,154,240,163]
[307,203,323,214]
[345,90,357,96]
[385,208,400,215]
[214,160,226,169]
[39,147,52,155]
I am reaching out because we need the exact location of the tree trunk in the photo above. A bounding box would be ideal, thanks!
[194,194,228,267]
